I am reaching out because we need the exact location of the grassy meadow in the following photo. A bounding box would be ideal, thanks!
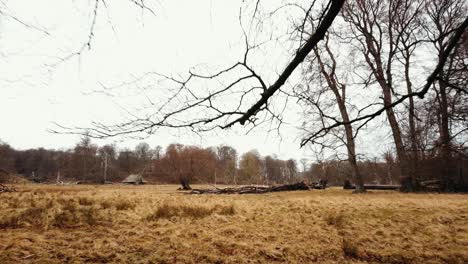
[0,184,467,263]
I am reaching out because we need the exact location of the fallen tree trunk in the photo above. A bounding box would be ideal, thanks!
[343,182,400,191]
[190,181,320,194]
[0,183,16,193]
[314,179,328,189]
[419,179,443,191]
[363,185,400,190]
[0,169,17,193]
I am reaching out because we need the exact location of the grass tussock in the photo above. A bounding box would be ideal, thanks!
[323,211,346,228]
[0,195,112,229]
[114,199,136,211]
[78,196,95,206]
[147,203,236,220]
[0,207,48,228]
[100,200,113,209]
[342,238,360,259]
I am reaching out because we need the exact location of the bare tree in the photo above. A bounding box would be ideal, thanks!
[162,144,217,190]
[239,150,263,185]
[297,29,366,192]
[216,145,238,184]
[55,0,467,191]
[424,0,467,189]
[341,0,416,189]
[98,144,117,182]
[338,0,468,190]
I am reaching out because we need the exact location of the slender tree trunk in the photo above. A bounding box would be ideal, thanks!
[435,36,453,189]
[56,170,61,185]
[404,54,419,187]
[346,131,365,192]
[364,43,412,190]
[337,95,365,192]
[103,153,108,183]
[313,47,365,192]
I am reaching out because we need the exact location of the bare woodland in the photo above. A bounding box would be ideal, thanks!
[1,1,468,263]
[72,0,467,192]
[1,0,468,192]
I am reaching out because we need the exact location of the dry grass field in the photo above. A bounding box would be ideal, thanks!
[0,185,467,264]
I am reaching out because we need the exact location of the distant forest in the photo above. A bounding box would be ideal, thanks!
[0,136,449,187]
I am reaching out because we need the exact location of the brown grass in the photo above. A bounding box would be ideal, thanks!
[323,211,346,228]
[146,203,236,220]
[0,184,466,263]
[114,199,136,211]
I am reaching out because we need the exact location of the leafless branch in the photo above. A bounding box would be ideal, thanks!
[300,15,468,147]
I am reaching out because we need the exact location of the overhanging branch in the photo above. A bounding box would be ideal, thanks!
[223,0,346,128]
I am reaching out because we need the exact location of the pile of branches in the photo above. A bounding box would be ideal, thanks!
[190,181,324,195]
[0,168,17,193]
[0,183,16,193]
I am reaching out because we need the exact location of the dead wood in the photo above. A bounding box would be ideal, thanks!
[343,182,400,191]
[0,169,17,193]
[190,181,323,194]
[0,183,16,193]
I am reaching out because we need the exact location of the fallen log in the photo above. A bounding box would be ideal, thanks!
[0,169,17,193]
[419,179,443,190]
[363,184,401,190]
[314,179,328,189]
[190,181,314,194]
[343,182,401,191]
[0,183,16,193]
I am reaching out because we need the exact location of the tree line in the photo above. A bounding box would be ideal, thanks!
[0,137,299,186]
[1,136,442,188]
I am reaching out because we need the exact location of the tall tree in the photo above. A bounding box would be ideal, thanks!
[216,145,238,184]
[424,0,467,189]
[239,150,263,184]
[341,0,424,190]
[300,30,366,192]
[72,135,98,181]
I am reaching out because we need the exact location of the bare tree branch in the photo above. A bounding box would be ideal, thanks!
[224,0,346,128]
[300,15,468,147]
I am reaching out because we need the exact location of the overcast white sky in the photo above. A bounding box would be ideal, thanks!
[0,0,392,162]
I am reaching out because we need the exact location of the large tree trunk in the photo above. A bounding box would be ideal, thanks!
[362,37,412,190]
[381,83,412,190]
[438,79,452,190]
[179,177,192,190]
[434,36,453,190]
[340,99,365,193]
[342,3,412,191]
